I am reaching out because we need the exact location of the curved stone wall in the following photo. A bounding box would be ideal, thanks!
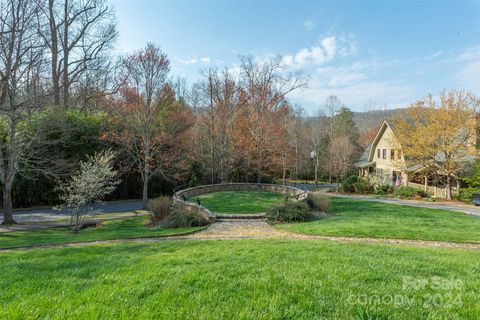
[172,183,309,219]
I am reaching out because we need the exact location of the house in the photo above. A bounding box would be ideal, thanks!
[354,121,475,198]
[355,121,407,187]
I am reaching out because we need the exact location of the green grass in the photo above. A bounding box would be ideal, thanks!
[277,197,480,243]
[0,216,203,249]
[191,190,288,214]
[1,239,479,319]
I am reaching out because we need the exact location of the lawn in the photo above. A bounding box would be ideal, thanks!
[0,216,203,249]
[277,197,480,243]
[191,190,288,214]
[1,239,479,319]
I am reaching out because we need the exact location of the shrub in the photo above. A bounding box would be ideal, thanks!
[306,194,331,213]
[165,209,210,228]
[374,184,395,195]
[456,188,480,203]
[266,202,310,224]
[352,178,374,194]
[395,186,430,199]
[146,196,172,222]
[340,175,358,193]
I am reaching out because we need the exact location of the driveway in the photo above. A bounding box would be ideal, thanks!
[317,192,480,217]
[0,200,144,224]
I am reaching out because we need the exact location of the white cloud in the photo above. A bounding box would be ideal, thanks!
[320,36,336,60]
[175,57,198,65]
[284,34,357,68]
[453,46,480,92]
[303,19,314,31]
[294,48,312,65]
[200,57,211,63]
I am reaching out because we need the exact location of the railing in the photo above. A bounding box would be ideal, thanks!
[407,182,458,198]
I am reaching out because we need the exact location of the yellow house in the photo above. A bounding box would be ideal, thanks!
[355,121,408,186]
[354,120,472,198]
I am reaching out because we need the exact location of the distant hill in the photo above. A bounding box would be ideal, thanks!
[353,108,408,132]
[305,108,408,133]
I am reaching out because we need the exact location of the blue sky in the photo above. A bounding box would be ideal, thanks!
[111,0,480,114]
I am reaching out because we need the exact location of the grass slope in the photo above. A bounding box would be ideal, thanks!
[1,239,479,319]
[277,197,480,243]
[192,190,287,214]
[0,216,202,249]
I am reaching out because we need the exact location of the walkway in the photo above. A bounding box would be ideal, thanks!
[315,191,480,217]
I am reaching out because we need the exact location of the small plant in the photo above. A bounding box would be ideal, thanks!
[456,188,480,202]
[340,175,358,193]
[306,194,331,214]
[352,178,374,194]
[146,196,172,223]
[395,186,430,199]
[374,184,394,195]
[165,209,210,228]
[265,202,310,224]
[55,150,121,233]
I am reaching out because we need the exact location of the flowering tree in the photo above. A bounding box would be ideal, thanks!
[55,150,120,233]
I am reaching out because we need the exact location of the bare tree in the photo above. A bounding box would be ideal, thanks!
[329,136,355,191]
[0,0,48,224]
[239,55,306,182]
[310,110,329,185]
[323,95,342,182]
[197,68,240,183]
[43,0,117,107]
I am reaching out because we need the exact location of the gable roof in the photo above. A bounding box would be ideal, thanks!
[367,120,396,162]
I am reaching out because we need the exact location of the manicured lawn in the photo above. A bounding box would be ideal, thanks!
[191,190,287,214]
[0,216,203,249]
[1,239,479,319]
[277,197,480,243]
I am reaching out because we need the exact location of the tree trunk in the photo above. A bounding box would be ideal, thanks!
[48,0,60,106]
[446,174,452,200]
[142,174,149,208]
[2,182,16,225]
[62,0,69,108]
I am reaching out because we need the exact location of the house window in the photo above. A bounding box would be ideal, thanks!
[397,150,402,159]
[377,149,380,158]
[382,149,387,159]
[390,149,395,159]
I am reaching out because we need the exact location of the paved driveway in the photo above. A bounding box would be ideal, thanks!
[318,192,480,217]
[0,200,144,224]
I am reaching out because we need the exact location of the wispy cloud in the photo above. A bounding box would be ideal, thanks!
[452,46,480,92]
[303,19,314,31]
[175,55,212,65]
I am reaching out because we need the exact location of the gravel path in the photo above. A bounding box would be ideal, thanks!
[189,219,290,238]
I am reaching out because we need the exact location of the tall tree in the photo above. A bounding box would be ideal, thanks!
[237,55,305,182]
[109,44,193,206]
[392,90,478,199]
[0,0,48,224]
[43,0,117,107]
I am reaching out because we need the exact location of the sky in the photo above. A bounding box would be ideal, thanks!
[110,0,480,114]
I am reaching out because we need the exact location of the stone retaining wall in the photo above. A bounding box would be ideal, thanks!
[172,183,308,220]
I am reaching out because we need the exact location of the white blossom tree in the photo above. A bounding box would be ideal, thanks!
[55,149,120,233]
